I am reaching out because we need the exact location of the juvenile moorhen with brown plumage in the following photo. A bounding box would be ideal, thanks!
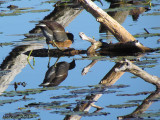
[37,21,74,50]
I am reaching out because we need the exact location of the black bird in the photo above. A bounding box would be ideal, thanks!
[39,60,75,87]
[36,21,74,50]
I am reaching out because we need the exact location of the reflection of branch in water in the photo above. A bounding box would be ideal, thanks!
[0,44,43,95]
[64,62,125,120]
[118,89,160,119]
[115,59,160,88]
[29,1,83,34]
[81,60,98,75]
[65,58,160,119]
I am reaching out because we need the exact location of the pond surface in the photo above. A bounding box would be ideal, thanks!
[0,0,160,120]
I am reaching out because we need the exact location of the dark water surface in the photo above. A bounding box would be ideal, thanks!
[0,0,160,120]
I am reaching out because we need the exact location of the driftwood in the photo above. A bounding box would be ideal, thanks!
[115,59,160,88]
[79,32,153,55]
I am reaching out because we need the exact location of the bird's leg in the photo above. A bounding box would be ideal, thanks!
[47,57,51,68]
[52,40,62,51]
[27,49,34,69]
[54,57,61,67]
[47,44,50,55]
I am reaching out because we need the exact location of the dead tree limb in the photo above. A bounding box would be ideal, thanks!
[115,59,160,88]
[78,0,152,52]
[79,32,153,54]
[78,0,136,42]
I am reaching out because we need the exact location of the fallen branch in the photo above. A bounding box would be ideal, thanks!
[78,0,152,53]
[115,59,160,88]
[78,0,136,42]
[79,32,153,54]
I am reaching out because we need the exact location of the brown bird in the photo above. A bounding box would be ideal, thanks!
[36,21,74,51]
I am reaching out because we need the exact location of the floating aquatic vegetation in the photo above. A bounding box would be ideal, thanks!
[50,94,80,99]
[134,33,160,38]
[135,59,157,65]
[151,27,160,30]
[126,99,143,104]
[138,111,160,118]
[0,42,14,46]
[143,12,160,16]
[117,91,153,96]
[1,86,79,97]
[3,111,39,119]
[0,97,34,106]
[29,9,50,13]
[106,103,138,109]
[70,88,117,95]
[26,102,72,110]
[0,7,50,17]
[108,84,130,89]
[52,110,109,116]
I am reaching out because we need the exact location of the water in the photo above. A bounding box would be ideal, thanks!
[0,0,160,120]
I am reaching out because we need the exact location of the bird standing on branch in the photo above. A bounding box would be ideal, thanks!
[37,21,74,52]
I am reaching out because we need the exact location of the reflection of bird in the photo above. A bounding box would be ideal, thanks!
[37,21,74,50]
[39,60,75,87]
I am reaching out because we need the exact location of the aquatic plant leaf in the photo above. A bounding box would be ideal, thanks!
[106,103,138,109]
[3,111,39,119]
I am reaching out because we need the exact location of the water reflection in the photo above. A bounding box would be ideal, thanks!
[40,59,76,87]
[100,0,151,41]
[0,0,160,120]
[64,59,160,120]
